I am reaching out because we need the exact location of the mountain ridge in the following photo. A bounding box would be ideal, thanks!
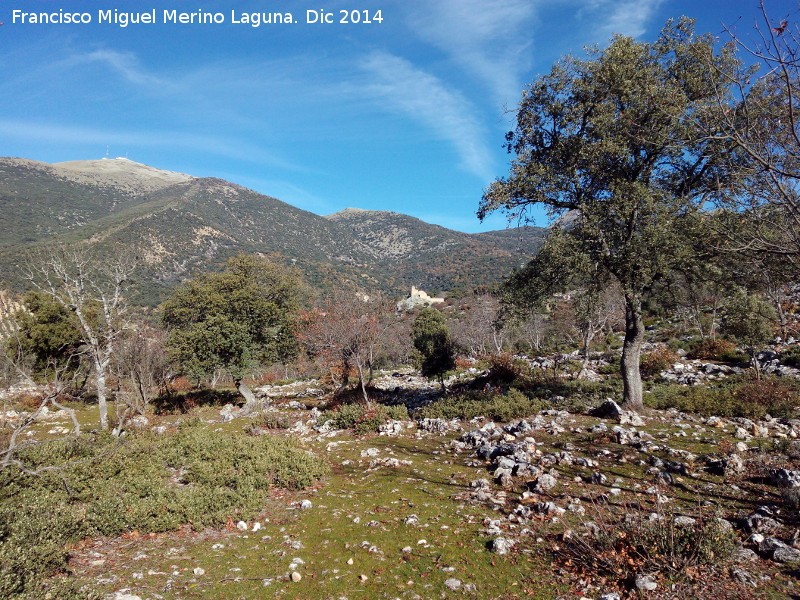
[0,157,545,304]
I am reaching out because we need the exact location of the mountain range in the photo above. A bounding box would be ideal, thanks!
[0,157,545,304]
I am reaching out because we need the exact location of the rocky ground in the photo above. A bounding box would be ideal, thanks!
[5,358,800,599]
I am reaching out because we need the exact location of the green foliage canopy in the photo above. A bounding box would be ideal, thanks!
[161,256,302,384]
[9,291,83,376]
[479,18,743,408]
[412,307,456,386]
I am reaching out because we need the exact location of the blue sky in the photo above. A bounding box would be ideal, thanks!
[0,0,779,232]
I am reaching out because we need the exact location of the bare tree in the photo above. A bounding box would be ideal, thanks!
[573,284,625,379]
[300,290,393,403]
[508,312,549,354]
[26,246,135,430]
[1,366,82,473]
[112,324,170,432]
[708,2,800,268]
[450,294,505,357]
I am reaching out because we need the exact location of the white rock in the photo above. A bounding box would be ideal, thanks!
[108,593,143,600]
[635,573,658,591]
[490,537,514,555]
[444,578,462,590]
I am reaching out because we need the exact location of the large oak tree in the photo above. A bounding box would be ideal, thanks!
[161,255,302,410]
[480,19,740,409]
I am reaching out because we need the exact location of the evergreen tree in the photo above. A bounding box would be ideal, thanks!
[161,255,302,409]
[480,19,742,409]
[412,307,455,389]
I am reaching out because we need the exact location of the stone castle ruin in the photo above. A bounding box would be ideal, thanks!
[396,286,445,311]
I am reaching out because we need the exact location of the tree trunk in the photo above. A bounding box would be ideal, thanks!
[750,351,762,380]
[355,359,370,404]
[577,329,592,381]
[235,378,258,411]
[96,370,109,430]
[620,293,644,411]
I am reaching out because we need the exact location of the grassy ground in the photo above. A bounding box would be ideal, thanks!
[5,389,800,599]
[64,414,566,600]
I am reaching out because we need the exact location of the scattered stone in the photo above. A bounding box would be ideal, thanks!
[444,578,462,590]
[128,415,149,429]
[619,411,645,427]
[236,521,248,531]
[219,404,238,423]
[300,499,313,510]
[193,567,205,576]
[533,473,558,492]
[418,417,462,434]
[490,537,513,555]
[369,457,412,470]
[291,571,302,582]
[731,567,758,587]
[770,468,800,489]
[590,471,608,485]
[590,398,623,419]
[634,573,658,591]
[732,546,759,563]
[378,420,406,436]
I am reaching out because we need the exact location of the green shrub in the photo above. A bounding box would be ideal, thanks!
[0,423,328,599]
[647,384,734,416]
[251,413,291,430]
[781,344,800,368]
[417,389,546,422]
[319,402,409,434]
[646,376,800,419]
[596,362,619,375]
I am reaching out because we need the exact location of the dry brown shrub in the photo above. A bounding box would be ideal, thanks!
[687,338,739,362]
[169,376,193,393]
[455,356,474,371]
[17,393,44,411]
[639,346,678,378]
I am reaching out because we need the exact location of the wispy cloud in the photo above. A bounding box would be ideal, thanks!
[65,49,170,89]
[359,51,494,180]
[408,0,536,107]
[588,0,666,40]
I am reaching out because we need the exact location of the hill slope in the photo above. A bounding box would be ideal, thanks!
[0,158,544,303]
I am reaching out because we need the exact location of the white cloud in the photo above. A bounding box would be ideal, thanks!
[589,0,666,40]
[66,49,169,89]
[408,0,536,107]
[359,51,495,181]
